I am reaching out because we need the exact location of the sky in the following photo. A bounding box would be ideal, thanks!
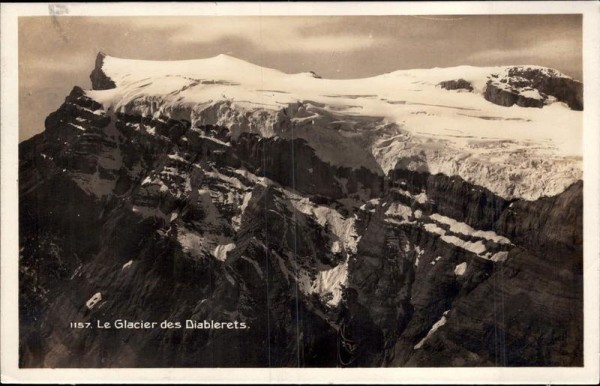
[18,15,582,141]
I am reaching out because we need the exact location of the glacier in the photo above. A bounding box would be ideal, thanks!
[83,53,582,201]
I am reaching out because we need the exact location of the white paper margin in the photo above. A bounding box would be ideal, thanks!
[1,2,599,384]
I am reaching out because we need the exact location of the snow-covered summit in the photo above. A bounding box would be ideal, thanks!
[85,53,583,200]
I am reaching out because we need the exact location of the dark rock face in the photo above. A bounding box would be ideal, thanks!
[354,169,583,367]
[89,52,117,90]
[495,181,583,270]
[388,169,510,230]
[19,79,583,367]
[309,71,322,79]
[398,246,582,366]
[484,83,545,108]
[233,133,384,200]
[439,79,473,92]
[483,67,583,110]
[506,67,583,111]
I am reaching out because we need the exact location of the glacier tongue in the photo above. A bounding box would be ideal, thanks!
[84,54,582,201]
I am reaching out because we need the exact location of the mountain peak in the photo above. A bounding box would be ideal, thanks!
[206,53,269,69]
[90,51,116,90]
[213,53,240,61]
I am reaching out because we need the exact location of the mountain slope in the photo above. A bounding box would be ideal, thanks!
[18,53,583,367]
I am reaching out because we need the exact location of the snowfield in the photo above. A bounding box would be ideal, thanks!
[85,54,582,200]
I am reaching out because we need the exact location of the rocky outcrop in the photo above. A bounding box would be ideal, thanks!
[89,52,116,90]
[483,66,583,110]
[438,79,473,92]
[506,67,583,110]
[484,82,545,108]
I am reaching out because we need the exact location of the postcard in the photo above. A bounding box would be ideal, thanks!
[1,2,598,384]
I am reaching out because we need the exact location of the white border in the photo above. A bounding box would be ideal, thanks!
[2,2,599,384]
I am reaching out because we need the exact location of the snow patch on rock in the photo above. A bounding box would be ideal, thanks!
[232,191,253,231]
[286,192,359,255]
[299,258,349,307]
[454,262,467,276]
[213,242,236,262]
[490,251,509,262]
[385,202,414,222]
[86,292,102,310]
[394,188,429,204]
[414,310,450,349]
[430,213,511,244]
[424,222,489,256]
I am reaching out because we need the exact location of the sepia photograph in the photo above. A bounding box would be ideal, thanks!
[2,2,599,384]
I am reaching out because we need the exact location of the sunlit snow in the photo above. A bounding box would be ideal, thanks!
[85,54,582,200]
